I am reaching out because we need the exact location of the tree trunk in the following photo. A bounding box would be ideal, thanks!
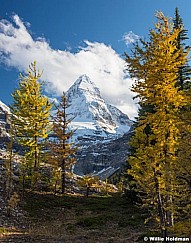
[22,173,25,199]
[34,134,38,168]
[154,169,168,240]
[86,186,90,198]
[158,192,168,240]
[61,159,65,194]
[162,228,167,241]
[54,179,58,195]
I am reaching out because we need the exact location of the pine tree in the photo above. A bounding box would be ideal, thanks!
[173,7,191,90]
[50,92,77,194]
[125,12,189,236]
[11,61,52,188]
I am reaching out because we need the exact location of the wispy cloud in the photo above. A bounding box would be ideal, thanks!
[0,14,138,119]
[122,31,140,46]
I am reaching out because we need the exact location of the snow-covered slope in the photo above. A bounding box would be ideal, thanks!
[66,75,132,141]
[0,101,11,138]
[0,101,10,114]
[107,104,132,134]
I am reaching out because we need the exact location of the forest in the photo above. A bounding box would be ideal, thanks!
[0,9,190,243]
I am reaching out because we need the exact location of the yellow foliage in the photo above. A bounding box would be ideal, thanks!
[125,11,190,234]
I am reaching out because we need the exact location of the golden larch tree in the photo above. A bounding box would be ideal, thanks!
[50,92,77,194]
[11,61,52,188]
[125,12,189,237]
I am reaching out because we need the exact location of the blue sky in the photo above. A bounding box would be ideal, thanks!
[0,0,191,119]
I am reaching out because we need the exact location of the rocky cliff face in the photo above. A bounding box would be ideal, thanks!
[73,131,133,179]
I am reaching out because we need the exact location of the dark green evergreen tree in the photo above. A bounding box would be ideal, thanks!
[173,7,191,90]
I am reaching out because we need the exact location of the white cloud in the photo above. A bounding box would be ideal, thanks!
[122,31,140,46]
[0,14,138,119]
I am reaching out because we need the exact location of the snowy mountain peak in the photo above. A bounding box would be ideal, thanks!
[66,75,132,140]
[75,74,96,88]
[67,74,100,100]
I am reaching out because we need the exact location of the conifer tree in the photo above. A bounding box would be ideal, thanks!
[50,93,77,194]
[173,7,191,90]
[125,12,189,237]
[11,62,52,187]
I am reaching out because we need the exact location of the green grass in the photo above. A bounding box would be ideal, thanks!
[23,191,147,226]
[21,192,147,242]
[24,192,145,219]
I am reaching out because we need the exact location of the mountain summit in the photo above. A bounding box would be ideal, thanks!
[67,74,100,98]
[66,75,132,140]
